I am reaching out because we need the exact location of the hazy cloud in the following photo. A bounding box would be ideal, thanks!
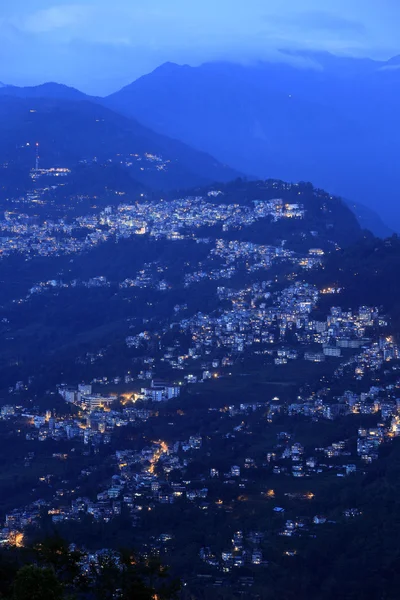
[267,10,366,35]
[15,4,92,34]
[0,0,399,94]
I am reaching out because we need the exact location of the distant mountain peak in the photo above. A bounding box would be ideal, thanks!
[378,55,400,72]
[156,61,181,71]
[144,62,187,78]
[36,81,75,89]
[111,62,187,97]
[387,54,400,65]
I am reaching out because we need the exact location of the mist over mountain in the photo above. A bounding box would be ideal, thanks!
[105,53,400,229]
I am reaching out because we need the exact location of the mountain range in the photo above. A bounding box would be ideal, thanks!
[0,52,399,232]
[104,53,400,230]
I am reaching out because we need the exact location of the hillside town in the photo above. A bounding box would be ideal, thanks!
[0,184,306,260]
[1,290,399,586]
[0,166,398,594]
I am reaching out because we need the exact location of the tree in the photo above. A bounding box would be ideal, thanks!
[92,550,181,600]
[13,565,63,600]
[35,534,82,583]
[0,549,19,599]
[33,534,88,594]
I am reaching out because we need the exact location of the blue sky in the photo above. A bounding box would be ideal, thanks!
[1,0,399,94]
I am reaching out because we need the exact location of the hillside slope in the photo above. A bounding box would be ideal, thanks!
[0,95,240,190]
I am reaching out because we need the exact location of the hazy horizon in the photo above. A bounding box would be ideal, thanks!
[2,50,400,97]
[2,0,400,94]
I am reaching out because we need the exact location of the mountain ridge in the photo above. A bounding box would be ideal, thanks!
[0,81,88,100]
[104,54,400,230]
[0,54,398,234]
[0,95,241,190]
